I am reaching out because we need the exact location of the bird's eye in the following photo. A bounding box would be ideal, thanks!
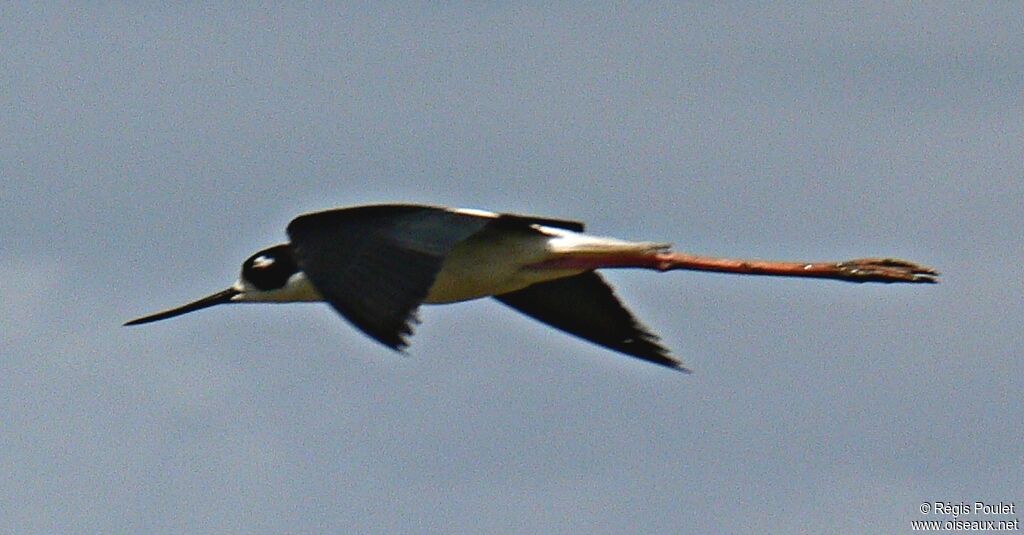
[242,245,297,291]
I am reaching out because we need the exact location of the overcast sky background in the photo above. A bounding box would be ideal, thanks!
[2,3,1021,533]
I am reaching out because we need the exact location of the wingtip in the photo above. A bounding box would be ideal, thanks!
[656,355,693,374]
[668,360,693,374]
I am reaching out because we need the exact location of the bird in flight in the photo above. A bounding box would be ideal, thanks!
[125,204,938,372]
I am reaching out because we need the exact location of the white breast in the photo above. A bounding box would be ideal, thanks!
[425,223,669,303]
[424,227,584,303]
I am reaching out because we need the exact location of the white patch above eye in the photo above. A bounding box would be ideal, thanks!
[252,255,275,269]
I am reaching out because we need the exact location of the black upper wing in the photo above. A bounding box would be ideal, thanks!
[287,205,493,349]
[494,272,689,371]
[286,204,585,350]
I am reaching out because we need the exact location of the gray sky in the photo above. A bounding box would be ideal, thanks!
[2,3,1021,534]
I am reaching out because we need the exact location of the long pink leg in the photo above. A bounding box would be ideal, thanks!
[532,252,939,284]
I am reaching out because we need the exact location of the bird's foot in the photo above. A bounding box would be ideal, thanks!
[836,258,940,283]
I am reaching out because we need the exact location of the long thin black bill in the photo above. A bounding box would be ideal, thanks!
[124,287,240,326]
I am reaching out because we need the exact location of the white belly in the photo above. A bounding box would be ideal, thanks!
[424,228,583,303]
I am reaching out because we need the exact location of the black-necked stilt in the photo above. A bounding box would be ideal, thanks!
[125,204,938,372]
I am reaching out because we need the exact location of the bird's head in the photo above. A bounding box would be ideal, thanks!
[124,244,319,326]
